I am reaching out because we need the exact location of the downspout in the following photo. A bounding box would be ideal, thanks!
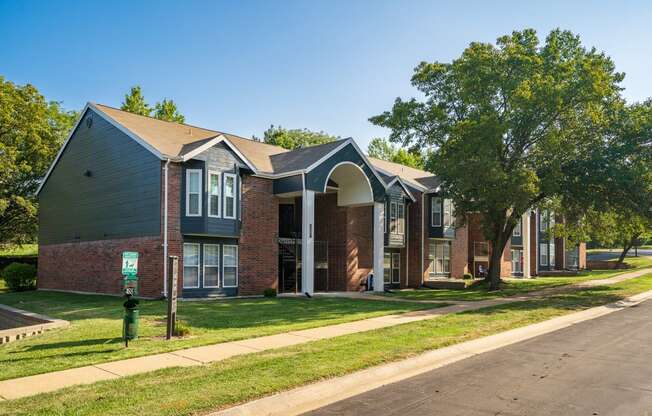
[163,159,170,297]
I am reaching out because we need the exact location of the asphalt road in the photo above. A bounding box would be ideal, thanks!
[588,249,652,261]
[306,299,652,416]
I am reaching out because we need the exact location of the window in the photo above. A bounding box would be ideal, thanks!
[183,243,200,288]
[431,197,442,227]
[392,252,401,284]
[539,243,548,266]
[540,210,548,232]
[390,202,397,234]
[397,203,405,235]
[443,199,453,227]
[513,219,522,237]
[186,170,202,216]
[428,240,451,277]
[223,245,238,287]
[549,242,556,267]
[203,244,220,287]
[207,171,221,218]
[383,253,391,284]
[511,249,523,274]
[223,174,237,219]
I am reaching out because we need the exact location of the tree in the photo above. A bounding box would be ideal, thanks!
[0,77,78,246]
[153,99,185,123]
[120,86,150,116]
[367,137,424,168]
[262,125,338,150]
[370,29,625,289]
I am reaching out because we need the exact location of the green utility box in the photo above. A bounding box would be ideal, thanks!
[123,298,140,343]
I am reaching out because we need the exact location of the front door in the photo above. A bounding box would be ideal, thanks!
[391,253,401,284]
[511,249,523,275]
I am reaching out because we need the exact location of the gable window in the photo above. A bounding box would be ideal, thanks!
[428,240,451,277]
[443,199,454,227]
[431,197,442,227]
[539,243,548,266]
[183,243,200,288]
[186,169,202,216]
[513,219,522,237]
[203,244,220,288]
[397,203,405,235]
[207,171,221,218]
[223,245,238,287]
[390,202,397,233]
[224,173,237,219]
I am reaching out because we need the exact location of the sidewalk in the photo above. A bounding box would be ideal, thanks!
[0,267,650,401]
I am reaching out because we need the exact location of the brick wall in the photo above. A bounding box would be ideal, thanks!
[165,163,184,296]
[346,205,373,290]
[239,176,279,296]
[315,193,349,290]
[451,222,469,278]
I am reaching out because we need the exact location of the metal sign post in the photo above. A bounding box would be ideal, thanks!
[166,256,178,340]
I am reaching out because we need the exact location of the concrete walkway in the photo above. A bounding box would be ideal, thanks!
[0,267,650,401]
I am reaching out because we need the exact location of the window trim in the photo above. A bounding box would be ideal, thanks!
[391,252,401,284]
[511,249,523,273]
[540,210,548,232]
[390,201,398,234]
[549,242,556,267]
[428,239,451,278]
[202,244,220,288]
[223,173,237,220]
[222,244,239,288]
[513,219,522,237]
[431,197,442,227]
[182,243,201,289]
[207,171,221,218]
[443,199,452,227]
[185,169,203,217]
[539,242,548,266]
[397,202,405,235]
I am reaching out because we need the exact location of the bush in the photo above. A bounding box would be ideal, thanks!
[1,262,37,291]
[263,288,277,298]
[173,320,191,337]
[463,273,473,280]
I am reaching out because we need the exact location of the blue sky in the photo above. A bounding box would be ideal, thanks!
[1,0,651,150]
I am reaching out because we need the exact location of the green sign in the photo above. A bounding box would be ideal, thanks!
[122,252,139,276]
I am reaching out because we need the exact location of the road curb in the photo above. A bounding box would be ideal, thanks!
[211,288,652,416]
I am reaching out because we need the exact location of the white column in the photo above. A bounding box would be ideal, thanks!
[301,189,315,295]
[373,202,385,292]
[522,210,531,278]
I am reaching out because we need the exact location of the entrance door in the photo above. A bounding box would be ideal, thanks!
[391,252,401,284]
[511,249,523,274]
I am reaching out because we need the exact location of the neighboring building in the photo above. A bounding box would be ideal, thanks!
[37,103,586,298]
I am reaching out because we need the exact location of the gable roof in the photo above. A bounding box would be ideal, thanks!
[368,157,440,191]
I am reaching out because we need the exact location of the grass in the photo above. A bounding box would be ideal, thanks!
[2,273,651,416]
[0,244,37,257]
[0,291,440,381]
[382,256,652,302]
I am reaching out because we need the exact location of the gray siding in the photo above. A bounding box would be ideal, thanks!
[39,108,161,245]
[181,143,246,237]
[273,174,303,195]
[426,194,455,239]
[305,143,386,202]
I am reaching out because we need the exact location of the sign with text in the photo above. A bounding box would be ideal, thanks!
[122,252,139,276]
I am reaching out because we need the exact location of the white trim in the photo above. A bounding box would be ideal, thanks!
[182,134,258,173]
[207,170,221,218]
[391,252,401,284]
[371,164,429,192]
[397,202,405,235]
[513,218,522,237]
[431,197,442,227]
[539,242,548,266]
[185,169,203,217]
[223,173,237,219]
[222,245,239,288]
[390,201,398,234]
[203,244,220,288]
[163,159,170,297]
[322,161,375,206]
[385,176,417,202]
[182,243,201,289]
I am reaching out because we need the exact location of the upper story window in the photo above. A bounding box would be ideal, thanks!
[397,202,405,234]
[389,201,405,235]
[208,171,221,218]
[513,219,522,237]
[540,210,549,232]
[390,202,397,234]
[431,197,442,227]
[443,199,454,227]
[223,173,237,219]
[186,169,202,217]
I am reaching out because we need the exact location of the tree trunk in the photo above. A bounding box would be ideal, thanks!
[617,235,638,265]
[487,238,505,291]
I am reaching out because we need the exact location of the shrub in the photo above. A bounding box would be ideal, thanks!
[173,320,191,337]
[1,262,37,291]
[263,288,277,298]
[462,273,473,280]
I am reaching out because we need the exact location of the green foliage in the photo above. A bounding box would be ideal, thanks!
[173,320,191,337]
[263,288,277,297]
[1,262,37,291]
[0,77,78,246]
[463,273,473,280]
[120,86,150,116]
[153,98,185,123]
[367,137,424,168]
[370,29,625,288]
[261,125,338,150]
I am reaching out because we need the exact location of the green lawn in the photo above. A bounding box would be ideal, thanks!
[382,256,652,302]
[0,244,37,257]
[0,291,441,380]
[3,273,651,416]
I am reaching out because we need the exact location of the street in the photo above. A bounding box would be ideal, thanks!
[306,299,652,416]
[588,249,652,261]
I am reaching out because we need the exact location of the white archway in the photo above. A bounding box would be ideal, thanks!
[323,162,374,207]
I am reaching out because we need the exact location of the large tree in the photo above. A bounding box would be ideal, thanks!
[370,29,625,289]
[153,98,185,123]
[0,77,78,246]
[367,137,424,168]
[261,125,338,150]
[121,86,150,116]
